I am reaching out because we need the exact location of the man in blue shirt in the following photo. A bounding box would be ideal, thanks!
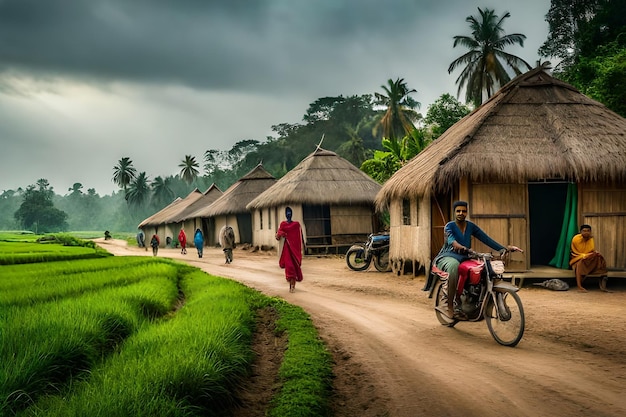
[435,201,510,319]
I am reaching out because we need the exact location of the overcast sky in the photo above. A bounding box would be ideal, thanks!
[0,0,552,196]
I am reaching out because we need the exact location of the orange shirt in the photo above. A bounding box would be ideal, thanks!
[569,234,595,266]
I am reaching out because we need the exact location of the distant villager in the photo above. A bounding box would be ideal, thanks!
[150,234,160,256]
[194,228,204,258]
[178,227,187,255]
[219,225,236,264]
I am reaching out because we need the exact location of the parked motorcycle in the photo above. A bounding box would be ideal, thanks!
[345,232,390,272]
[425,248,525,347]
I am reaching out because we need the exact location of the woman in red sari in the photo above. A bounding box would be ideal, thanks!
[178,227,187,255]
[275,207,304,293]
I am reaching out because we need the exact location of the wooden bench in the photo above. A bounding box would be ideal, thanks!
[506,266,626,288]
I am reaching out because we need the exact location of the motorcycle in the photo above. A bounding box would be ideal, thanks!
[424,248,525,347]
[345,232,390,272]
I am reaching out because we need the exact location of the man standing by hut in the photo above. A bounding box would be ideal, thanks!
[570,225,609,292]
[276,207,304,293]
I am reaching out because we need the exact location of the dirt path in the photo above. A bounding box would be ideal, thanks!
[96,239,626,416]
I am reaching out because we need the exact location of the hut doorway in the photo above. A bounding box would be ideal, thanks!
[528,182,569,265]
[431,194,452,260]
[236,213,252,244]
[302,204,331,245]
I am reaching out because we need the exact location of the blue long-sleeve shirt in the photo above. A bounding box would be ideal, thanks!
[435,220,505,263]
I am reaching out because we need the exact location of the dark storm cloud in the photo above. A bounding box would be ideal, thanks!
[0,0,551,195]
[0,0,443,94]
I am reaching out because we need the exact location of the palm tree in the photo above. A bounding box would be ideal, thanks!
[178,155,200,185]
[374,78,421,142]
[151,176,175,208]
[126,172,150,207]
[448,7,532,107]
[338,118,371,167]
[112,157,137,194]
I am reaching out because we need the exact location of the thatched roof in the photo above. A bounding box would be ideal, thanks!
[247,147,382,210]
[176,184,223,221]
[376,66,626,208]
[138,189,203,228]
[203,164,276,216]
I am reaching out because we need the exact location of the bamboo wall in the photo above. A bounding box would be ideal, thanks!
[580,182,626,269]
[388,197,431,275]
[469,183,529,271]
[329,205,374,245]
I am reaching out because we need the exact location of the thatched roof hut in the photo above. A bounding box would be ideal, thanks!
[203,164,276,244]
[376,66,626,275]
[138,189,202,229]
[138,189,204,246]
[247,147,382,252]
[176,184,223,246]
[178,184,223,222]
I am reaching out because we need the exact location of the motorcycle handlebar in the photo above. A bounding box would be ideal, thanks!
[467,246,524,259]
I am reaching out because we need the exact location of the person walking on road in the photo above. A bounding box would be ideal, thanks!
[150,234,160,256]
[178,227,187,255]
[275,207,304,293]
[194,228,204,258]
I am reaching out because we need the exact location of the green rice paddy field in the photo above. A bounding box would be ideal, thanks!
[0,232,333,416]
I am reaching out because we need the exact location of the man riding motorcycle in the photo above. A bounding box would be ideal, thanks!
[434,201,518,320]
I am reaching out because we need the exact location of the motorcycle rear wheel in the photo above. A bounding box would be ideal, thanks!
[373,249,390,272]
[485,290,525,347]
[346,245,370,271]
[434,280,458,327]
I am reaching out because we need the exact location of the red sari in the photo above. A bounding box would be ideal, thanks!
[276,220,303,281]
[178,230,187,248]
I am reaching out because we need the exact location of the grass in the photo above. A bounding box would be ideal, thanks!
[0,237,334,416]
[0,232,111,265]
[269,301,334,417]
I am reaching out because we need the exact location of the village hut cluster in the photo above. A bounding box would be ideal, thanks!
[139,66,626,279]
[138,149,383,255]
[377,66,626,277]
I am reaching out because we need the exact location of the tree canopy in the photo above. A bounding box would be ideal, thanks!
[424,93,472,139]
[449,7,532,107]
[539,0,626,117]
[14,179,68,233]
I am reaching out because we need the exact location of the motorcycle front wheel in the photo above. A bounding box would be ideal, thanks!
[485,290,525,347]
[434,279,458,327]
[346,245,370,271]
[373,249,390,272]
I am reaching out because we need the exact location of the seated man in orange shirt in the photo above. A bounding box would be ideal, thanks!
[570,224,609,292]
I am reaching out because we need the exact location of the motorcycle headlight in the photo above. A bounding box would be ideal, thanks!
[490,260,505,274]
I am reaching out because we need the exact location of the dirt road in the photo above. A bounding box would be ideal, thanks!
[97,239,626,417]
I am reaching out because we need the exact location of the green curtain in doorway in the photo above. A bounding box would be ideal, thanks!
[548,183,578,269]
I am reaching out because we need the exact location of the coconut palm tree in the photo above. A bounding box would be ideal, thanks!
[112,157,137,194]
[151,176,175,208]
[374,78,421,142]
[448,7,532,107]
[126,172,150,207]
[178,155,200,185]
